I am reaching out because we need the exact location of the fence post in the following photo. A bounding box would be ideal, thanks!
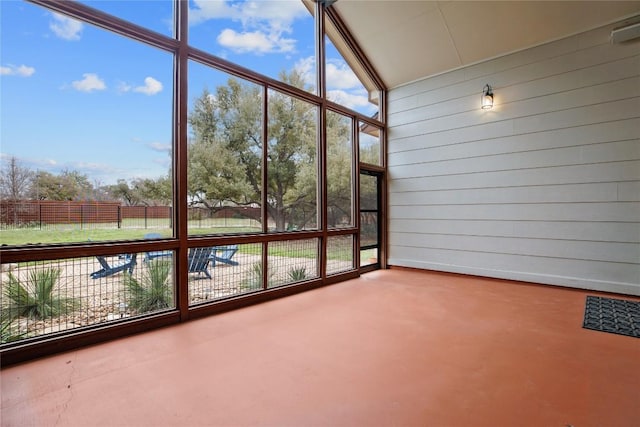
[118,205,121,229]
[80,205,84,230]
[39,203,43,230]
[145,206,148,229]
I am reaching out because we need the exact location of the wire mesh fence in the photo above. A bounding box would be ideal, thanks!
[189,239,325,303]
[327,235,354,275]
[268,239,320,288]
[2,237,355,344]
[189,243,263,304]
[0,253,176,344]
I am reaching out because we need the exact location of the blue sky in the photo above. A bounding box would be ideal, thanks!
[1,0,376,186]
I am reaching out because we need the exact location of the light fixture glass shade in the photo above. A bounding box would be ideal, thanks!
[481,84,493,110]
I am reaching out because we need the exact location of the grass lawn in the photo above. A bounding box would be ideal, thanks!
[1,223,359,262]
[1,228,156,246]
[0,223,260,246]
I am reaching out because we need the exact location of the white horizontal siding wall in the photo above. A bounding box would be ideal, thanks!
[387,23,640,295]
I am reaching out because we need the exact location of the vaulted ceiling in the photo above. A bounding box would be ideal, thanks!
[332,1,640,89]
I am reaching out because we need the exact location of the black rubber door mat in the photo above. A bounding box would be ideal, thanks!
[583,296,640,338]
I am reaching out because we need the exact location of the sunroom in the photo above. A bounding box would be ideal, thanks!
[1,0,639,424]
[1,0,387,363]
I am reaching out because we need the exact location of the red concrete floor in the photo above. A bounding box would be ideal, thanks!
[2,269,639,427]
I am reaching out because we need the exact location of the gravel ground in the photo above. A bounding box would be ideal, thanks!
[2,253,351,339]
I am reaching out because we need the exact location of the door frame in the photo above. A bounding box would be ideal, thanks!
[359,168,385,273]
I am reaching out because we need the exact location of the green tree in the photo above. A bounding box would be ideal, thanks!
[188,85,257,212]
[266,71,317,230]
[61,169,93,200]
[30,171,69,200]
[30,170,94,201]
[106,176,172,206]
[326,111,353,227]
[359,124,381,166]
[133,176,172,205]
[188,70,324,231]
[107,179,142,206]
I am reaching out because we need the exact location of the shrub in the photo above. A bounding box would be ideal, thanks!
[0,315,25,344]
[123,260,173,314]
[288,266,307,282]
[4,268,80,320]
[241,262,275,291]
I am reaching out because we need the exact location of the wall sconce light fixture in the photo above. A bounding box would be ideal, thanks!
[481,84,494,110]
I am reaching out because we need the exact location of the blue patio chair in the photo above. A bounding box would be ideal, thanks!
[188,247,213,279]
[90,254,137,279]
[209,245,239,267]
[143,233,172,262]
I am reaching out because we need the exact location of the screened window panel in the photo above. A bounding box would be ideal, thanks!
[1,2,174,245]
[188,243,263,304]
[266,89,318,232]
[188,0,317,95]
[267,238,320,288]
[77,0,175,37]
[359,123,381,166]
[326,110,354,228]
[323,26,379,116]
[0,253,176,342]
[326,234,355,275]
[187,61,264,236]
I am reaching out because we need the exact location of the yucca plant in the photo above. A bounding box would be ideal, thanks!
[4,268,79,320]
[288,266,307,282]
[0,315,25,344]
[241,262,276,291]
[123,260,173,314]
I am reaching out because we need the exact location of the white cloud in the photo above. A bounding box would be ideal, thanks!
[190,0,308,27]
[72,73,106,93]
[326,59,362,90]
[133,77,163,95]
[117,77,162,95]
[296,57,363,91]
[235,1,308,30]
[294,56,315,85]
[217,28,295,54]
[148,142,171,153]
[191,0,309,54]
[50,13,83,41]
[294,56,373,111]
[117,81,132,94]
[0,64,35,77]
[327,89,371,110]
[55,160,119,183]
[189,0,237,25]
